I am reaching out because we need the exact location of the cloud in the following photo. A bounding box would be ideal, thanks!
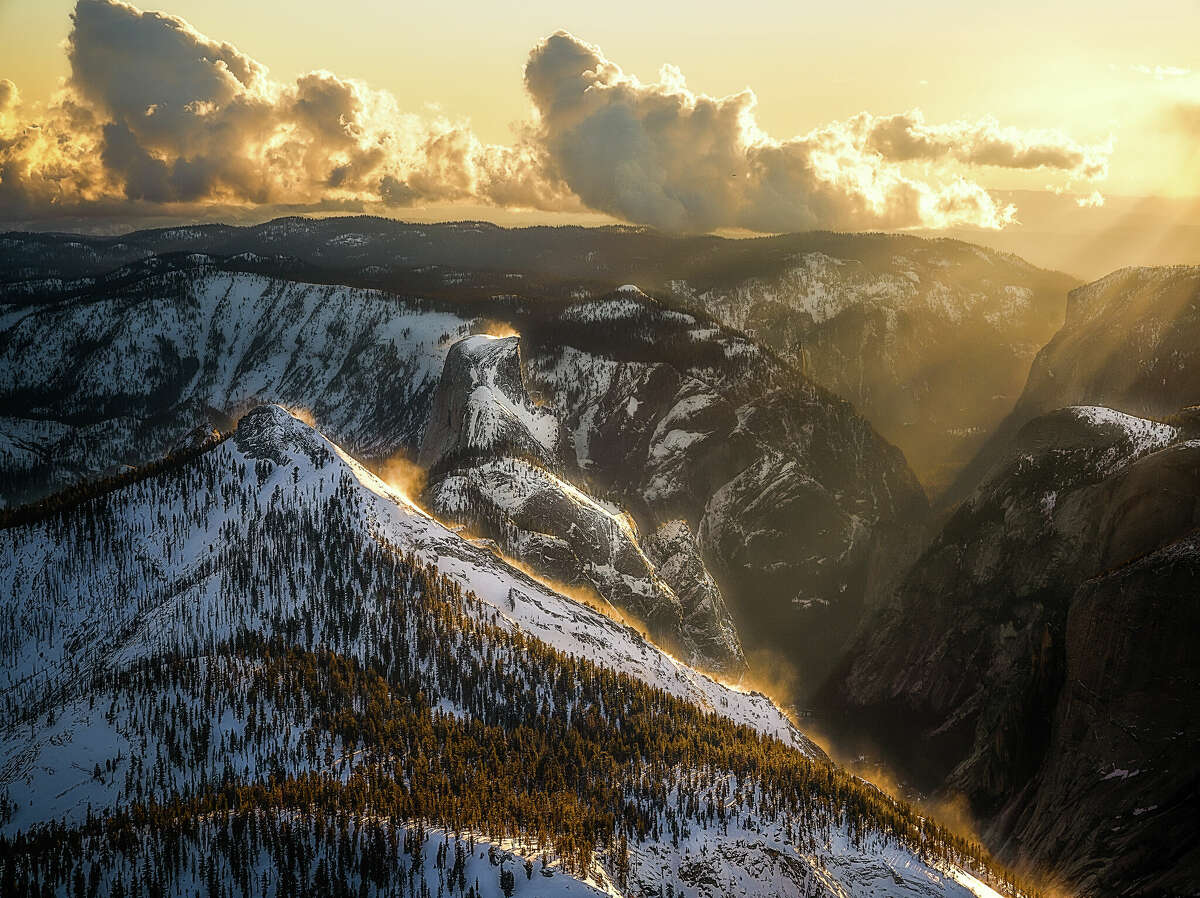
[0,80,18,116]
[1128,64,1192,80]
[522,32,1110,231]
[60,0,566,210]
[0,2,1111,232]
[1,0,568,218]
[854,110,1110,179]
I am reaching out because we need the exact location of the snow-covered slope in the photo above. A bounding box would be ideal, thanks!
[0,406,1021,898]
[0,269,472,505]
[420,334,746,675]
[0,406,795,755]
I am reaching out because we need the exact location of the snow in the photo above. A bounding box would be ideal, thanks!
[620,783,1012,898]
[365,451,783,740]
[1068,406,1177,457]
[1101,767,1141,781]
[0,271,473,498]
[0,407,824,848]
[561,298,647,323]
[451,335,559,455]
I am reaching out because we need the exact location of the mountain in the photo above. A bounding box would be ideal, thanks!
[0,260,929,691]
[0,266,471,506]
[513,287,929,692]
[665,240,1077,493]
[418,332,745,674]
[944,265,1200,508]
[414,288,934,684]
[823,403,1200,896]
[0,405,1023,898]
[2,219,1077,492]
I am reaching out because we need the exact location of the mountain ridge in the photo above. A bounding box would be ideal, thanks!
[0,403,1035,898]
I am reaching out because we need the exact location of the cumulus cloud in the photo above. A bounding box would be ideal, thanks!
[63,0,566,210]
[522,32,1111,231]
[0,1,1111,231]
[1,0,568,218]
[0,80,18,116]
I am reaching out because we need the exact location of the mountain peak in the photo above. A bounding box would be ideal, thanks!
[419,334,559,469]
[234,404,333,468]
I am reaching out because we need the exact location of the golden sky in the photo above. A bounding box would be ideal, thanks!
[1,0,1197,258]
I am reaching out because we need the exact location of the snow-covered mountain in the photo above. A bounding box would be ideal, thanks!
[10,220,1183,896]
[515,287,928,692]
[666,240,1077,495]
[0,267,472,506]
[407,287,928,689]
[825,404,1200,896]
[0,263,931,692]
[419,333,746,674]
[0,405,1022,898]
[2,220,1077,497]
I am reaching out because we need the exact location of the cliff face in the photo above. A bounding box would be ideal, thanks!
[945,265,1200,509]
[826,405,1200,896]
[994,533,1200,897]
[417,288,930,686]
[418,331,745,674]
[1017,266,1200,421]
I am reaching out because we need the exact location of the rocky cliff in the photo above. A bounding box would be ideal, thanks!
[826,405,1200,896]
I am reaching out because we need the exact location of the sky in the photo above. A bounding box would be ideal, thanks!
[1,0,1198,274]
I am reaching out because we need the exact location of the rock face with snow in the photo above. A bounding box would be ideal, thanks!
[419,335,559,470]
[641,519,743,672]
[0,405,1018,898]
[824,404,1200,896]
[416,291,930,687]
[420,334,745,674]
[945,265,1200,508]
[667,240,1077,494]
[2,222,1077,497]
[0,268,470,506]
[519,289,929,693]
